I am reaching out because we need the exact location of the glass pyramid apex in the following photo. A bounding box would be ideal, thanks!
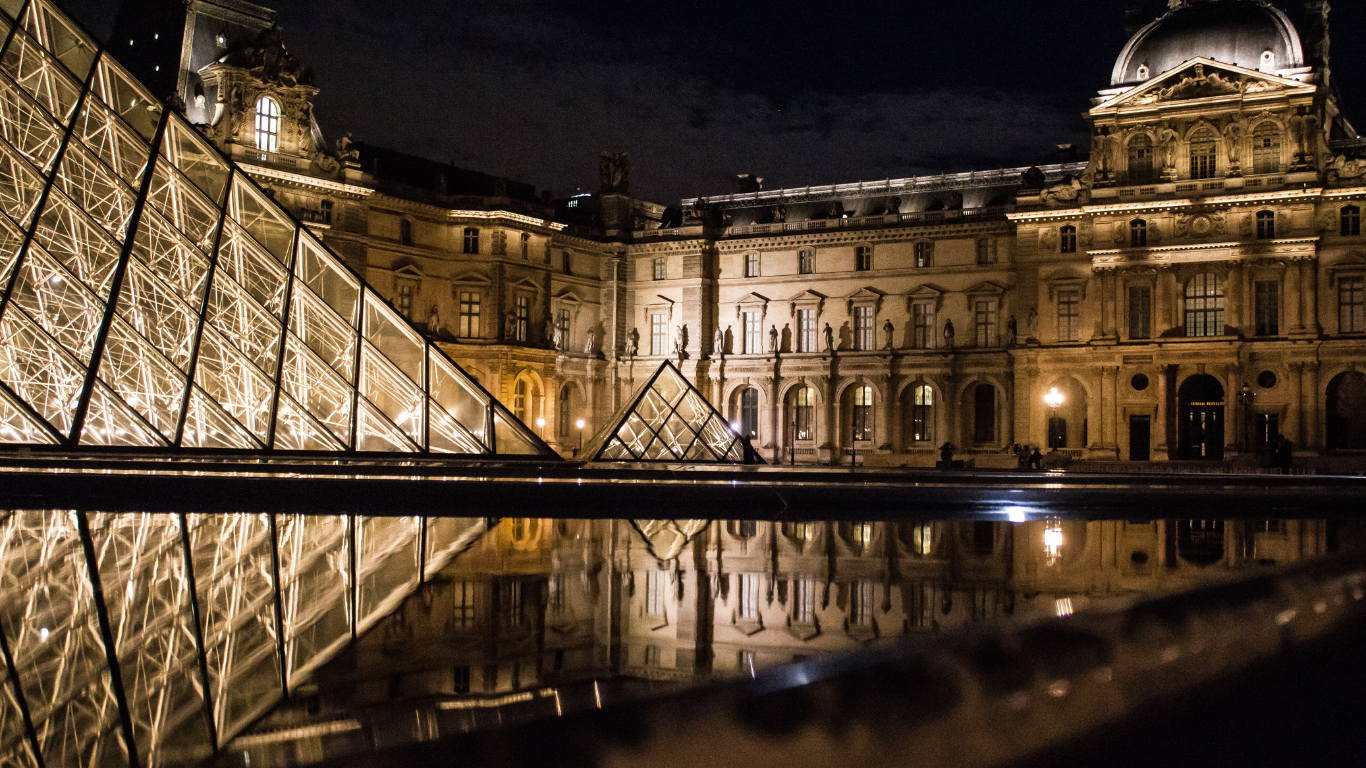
[580,360,763,464]
[0,0,556,457]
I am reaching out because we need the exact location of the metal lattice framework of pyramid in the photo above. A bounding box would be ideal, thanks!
[0,0,554,457]
[580,360,763,463]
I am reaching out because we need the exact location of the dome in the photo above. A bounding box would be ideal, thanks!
[1111,0,1303,86]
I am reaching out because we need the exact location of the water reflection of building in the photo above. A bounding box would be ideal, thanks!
[234,515,1348,762]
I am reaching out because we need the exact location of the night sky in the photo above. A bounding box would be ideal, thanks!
[59,0,1366,205]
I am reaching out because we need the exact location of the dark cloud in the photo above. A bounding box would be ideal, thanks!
[59,0,1366,204]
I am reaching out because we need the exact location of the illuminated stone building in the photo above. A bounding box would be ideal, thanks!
[103,0,1366,466]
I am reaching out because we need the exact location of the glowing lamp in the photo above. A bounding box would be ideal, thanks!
[1044,386,1065,410]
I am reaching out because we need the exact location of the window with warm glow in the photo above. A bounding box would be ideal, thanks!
[911,384,933,442]
[1184,273,1225,337]
[254,96,280,153]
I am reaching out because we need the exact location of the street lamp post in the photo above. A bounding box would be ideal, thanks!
[1044,386,1065,451]
[535,417,545,439]
[575,418,585,456]
[1239,383,1255,454]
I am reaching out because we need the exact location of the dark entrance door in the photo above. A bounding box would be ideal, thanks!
[1178,374,1225,460]
[1129,416,1151,461]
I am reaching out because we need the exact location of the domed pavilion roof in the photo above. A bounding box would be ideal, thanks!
[1112,0,1303,86]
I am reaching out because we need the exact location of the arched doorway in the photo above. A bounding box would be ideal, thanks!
[1178,374,1224,460]
[1327,371,1366,451]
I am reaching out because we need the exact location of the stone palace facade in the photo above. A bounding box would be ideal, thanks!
[113,0,1366,466]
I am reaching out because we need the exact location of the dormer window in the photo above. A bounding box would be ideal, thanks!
[1260,50,1276,71]
[1136,64,1150,81]
[254,96,281,153]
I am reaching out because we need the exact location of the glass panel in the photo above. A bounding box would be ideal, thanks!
[73,95,150,187]
[227,175,293,265]
[80,379,166,446]
[23,0,98,82]
[192,324,274,442]
[355,516,419,630]
[186,514,281,739]
[289,284,355,381]
[654,367,684,406]
[0,205,21,280]
[0,0,20,21]
[54,138,137,243]
[96,317,187,439]
[272,393,343,452]
[91,55,158,140]
[354,397,416,453]
[8,243,105,364]
[0,304,84,434]
[281,335,351,444]
[277,515,350,682]
[117,256,199,372]
[429,352,486,446]
[0,70,65,171]
[362,291,423,385]
[0,511,126,768]
[1,28,83,123]
[295,233,357,323]
[84,513,214,764]
[144,158,221,252]
[204,272,283,377]
[427,400,483,454]
[181,386,260,450]
[493,410,540,456]
[0,385,54,442]
[129,205,210,308]
[359,342,422,445]
[0,134,50,226]
[31,190,123,296]
[215,220,287,319]
[160,114,228,205]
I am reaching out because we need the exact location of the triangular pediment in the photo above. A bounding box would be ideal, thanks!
[393,264,425,278]
[580,361,764,465]
[1096,58,1313,111]
[966,280,1006,296]
[785,289,826,303]
[510,276,542,293]
[844,286,885,301]
[908,283,947,299]
[451,271,493,285]
[553,287,587,304]
[736,292,770,307]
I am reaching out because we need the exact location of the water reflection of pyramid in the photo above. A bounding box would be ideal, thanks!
[580,360,763,463]
[0,1,552,456]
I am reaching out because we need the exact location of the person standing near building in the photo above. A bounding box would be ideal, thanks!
[1275,434,1294,474]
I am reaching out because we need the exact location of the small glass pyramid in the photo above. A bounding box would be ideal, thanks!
[0,0,554,457]
[580,360,763,463]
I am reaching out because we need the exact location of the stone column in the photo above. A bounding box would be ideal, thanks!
[1115,272,1127,339]
[1303,362,1320,452]
[763,375,779,459]
[1156,366,1171,458]
[1156,267,1176,335]
[1288,362,1304,446]
[874,375,892,452]
[1102,365,1119,455]
[1302,258,1320,334]
[1285,259,1303,332]
[1225,363,1242,454]
[1226,261,1244,335]
[818,375,835,465]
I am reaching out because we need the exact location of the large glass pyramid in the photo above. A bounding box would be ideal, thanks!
[580,360,763,463]
[0,0,553,457]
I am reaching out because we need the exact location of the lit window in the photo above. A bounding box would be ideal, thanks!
[910,522,933,556]
[1343,205,1361,237]
[793,387,815,440]
[797,309,816,352]
[799,249,815,275]
[854,306,874,351]
[738,574,760,620]
[650,313,667,355]
[793,578,814,623]
[515,296,529,342]
[910,384,933,443]
[450,582,478,629]
[254,96,281,153]
[1189,128,1217,179]
[1056,288,1080,342]
[1340,276,1365,332]
[914,241,932,268]
[652,257,666,281]
[1184,273,1225,337]
[458,291,481,338]
[850,581,873,627]
[743,311,761,354]
[1130,219,1148,247]
[513,379,527,422]
[912,302,935,349]
[396,283,413,319]
[1256,210,1276,239]
[462,227,479,254]
[855,245,872,271]
[646,570,666,616]
[745,252,760,278]
[1060,225,1077,254]
[852,385,873,442]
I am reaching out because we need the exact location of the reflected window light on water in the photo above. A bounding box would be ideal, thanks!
[1056,597,1074,617]
[1044,521,1064,565]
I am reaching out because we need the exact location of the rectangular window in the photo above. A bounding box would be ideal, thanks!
[852,387,873,442]
[798,309,816,352]
[793,578,814,623]
[458,291,481,338]
[652,257,666,281]
[396,283,413,319]
[794,388,814,440]
[1256,212,1276,239]
[451,581,478,629]
[503,580,523,628]
[799,250,815,275]
[650,313,667,355]
[1128,285,1152,339]
[975,299,997,347]
[914,242,932,268]
[976,239,994,264]
[644,645,661,667]
[1190,138,1217,179]
[646,570,665,617]
[745,253,760,277]
[515,296,529,342]
[743,311,762,354]
[850,581,873,627]
[1343,206,1361,237]
[1255,280,1280,336]
[738,574,760,620]
[521,232,530,259]
[1060,226,1077,254]
[558,308,571,346]
[463,227,480,254]
[854,306,874,351]
[549,573,566,617]
[855,246,872,271]
[1056,288,1080,342]
[913,302,935,349]
[562,251,571,275]
[1341,276,1365,332]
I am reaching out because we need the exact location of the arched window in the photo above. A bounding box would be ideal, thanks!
[399,219,413,246]
[1128,134,1154,185]
[852,385,873,442]
[740,388,759,439]
[1130,219,1148,247]
[1256,210,1276,239]
[1341,205,1360,236]
[1189,128,1217,179]
[513,379,528,422]
[558,386,571,437]
[1184,272,1225,337]
[1060,225,1077,253]
[973,384,996,443]
[910,384,933,443]
[794,387,815,441]
[254,96,281,153]
[1252,123,1281,175]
